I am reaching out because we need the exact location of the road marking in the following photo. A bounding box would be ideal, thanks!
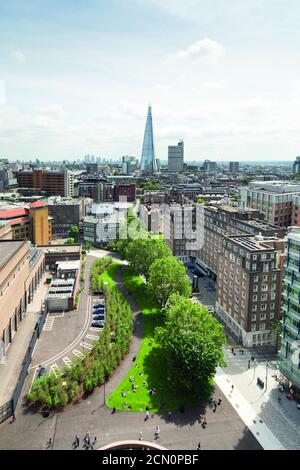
[73,349,85,358]
[50,363,60,377]
[30,291,92,369]
[44,317,54,331]
[86,334,99,341]
[29,368,39,392]
[80,340,93,350]
[63,357,73,367]
[90,326,101,332]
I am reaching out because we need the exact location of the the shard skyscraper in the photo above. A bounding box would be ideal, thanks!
[140,105,157,174]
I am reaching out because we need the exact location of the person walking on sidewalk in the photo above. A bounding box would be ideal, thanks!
[139,432,143,441]
[197,442,201,450]
[154,426,160,439]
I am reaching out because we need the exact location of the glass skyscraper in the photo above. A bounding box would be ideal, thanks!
[278,227,300,389]
[140,105,157,174]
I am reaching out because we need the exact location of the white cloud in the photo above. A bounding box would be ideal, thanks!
[35,104,67,120]
[170,38,224,62]
[11,50,26,64]
[236,98,273,116]
[0,80,6,104]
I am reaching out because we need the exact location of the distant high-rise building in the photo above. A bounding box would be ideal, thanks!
[293,156,300,174]
[140,105,157,174]
[229,161,239,173]
[203,160,217,172]
[168,141,184,172]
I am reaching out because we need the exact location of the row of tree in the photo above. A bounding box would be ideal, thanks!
[116,216,226,394]
[27,260,133,410]
[91,256,112,293]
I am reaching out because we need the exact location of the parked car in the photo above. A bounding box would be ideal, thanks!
[93,314,105,320]
[93,303,105,309]
[93,309,105,315]
[91,320,105,327]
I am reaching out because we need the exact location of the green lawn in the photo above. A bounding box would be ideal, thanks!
[99,262,119,288]
[106,267,212,412]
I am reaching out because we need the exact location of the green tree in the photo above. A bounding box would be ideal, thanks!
[125,238,172,281]
[270,319,281,354]
[66,237,75,245]
[196,197,205,204]
[69,225,80,240]
[155,294,226,392]
[147,257,192,306]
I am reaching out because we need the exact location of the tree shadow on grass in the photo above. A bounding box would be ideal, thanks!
[142,345,214,427]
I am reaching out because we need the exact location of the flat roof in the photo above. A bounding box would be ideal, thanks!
[56,260,80,270]
[0,240,26,269]
[226,235,275,252]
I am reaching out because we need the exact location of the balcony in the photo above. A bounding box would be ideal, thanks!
[284,320,300,338]
[282,304,300,323]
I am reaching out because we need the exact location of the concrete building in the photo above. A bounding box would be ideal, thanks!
[168,141,184,173]
[0,201,52,245]
[47,197,85,237]
[46,260,80,312]
[278,227,300,390]
[239,181,300,227]
[229,162,240,173]
[78,180,109,202]
[203,160,217,172]
[0,241,45,360]
[121,156,138,175]
[41,244,81,271]
[84,202,132,245]
[216,234,286,346]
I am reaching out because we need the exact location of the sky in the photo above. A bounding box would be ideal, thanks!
[1,0,300,162]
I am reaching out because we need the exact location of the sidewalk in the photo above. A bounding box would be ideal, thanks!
[215,368,284,450]
[220,348,300,450]
[0,276,49,404]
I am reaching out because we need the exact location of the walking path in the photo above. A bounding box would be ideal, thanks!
[215,368,284,450]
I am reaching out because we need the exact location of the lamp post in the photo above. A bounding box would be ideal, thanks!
[253,359,257,380]
[265,362,268,391]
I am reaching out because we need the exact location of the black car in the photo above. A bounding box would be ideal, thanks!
[93,314,105,320]
[93,309,105,315]
[93,303,105,309]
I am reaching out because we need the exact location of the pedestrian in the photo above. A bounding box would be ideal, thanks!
[139,431,143,441]
[47,437,53,448]
[202,418,207,428]
[231,347,234,354]
[218,398,222,406]
[213,402,217,412]
[168,411,172,420]
[73,434,79,448]
[154,425,160,439]
[145,410,149,420]
[231,384,234,392]
[197,442,201,450]
[112,407,116,414]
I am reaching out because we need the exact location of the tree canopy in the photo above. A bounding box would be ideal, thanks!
[147,257,192,306]
[69,225,79,240]
[125,238,172,280]
[155,294,226,391]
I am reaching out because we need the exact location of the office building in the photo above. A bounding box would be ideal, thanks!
[229,162,240,173]
[140,105,157,174]
[278,227,300,389]
[78,180,109,202]
[239,181,300,227]
[292,156,300,175]
[168,141,184,173]
[47,197,85,237]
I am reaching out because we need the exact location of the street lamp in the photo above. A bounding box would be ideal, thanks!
[265,362,268,391]
[253,359,257,380]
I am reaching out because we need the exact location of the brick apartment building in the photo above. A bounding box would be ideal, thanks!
[216,234,286,347]
[113,184,136,202]
[17,169,74,197]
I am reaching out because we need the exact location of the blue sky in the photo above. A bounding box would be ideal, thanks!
[1,0,300,161]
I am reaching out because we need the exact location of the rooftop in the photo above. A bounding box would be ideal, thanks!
[0,240,26,269]
[226,235,276,252]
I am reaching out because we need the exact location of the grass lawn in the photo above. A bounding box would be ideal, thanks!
[99,262,119,288]
[106,267,213,412]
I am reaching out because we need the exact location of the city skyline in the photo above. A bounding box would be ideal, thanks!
[1,1,300,162]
